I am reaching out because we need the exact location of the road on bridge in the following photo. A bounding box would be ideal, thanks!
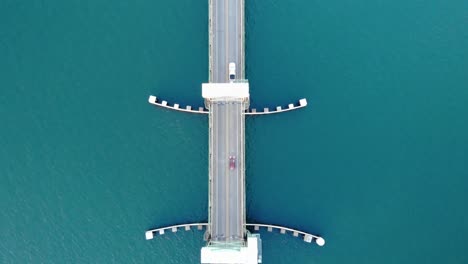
[208,0,246,244]
[210,0,244,82]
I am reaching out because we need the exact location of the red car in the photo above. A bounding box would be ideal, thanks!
[229,156,236,170]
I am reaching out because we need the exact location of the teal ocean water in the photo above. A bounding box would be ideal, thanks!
[1,0,467,263]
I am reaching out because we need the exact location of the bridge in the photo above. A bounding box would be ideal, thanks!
[147,0,324,263]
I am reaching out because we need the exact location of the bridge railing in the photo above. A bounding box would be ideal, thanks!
[208,0,213,82]
[240,0,245,78]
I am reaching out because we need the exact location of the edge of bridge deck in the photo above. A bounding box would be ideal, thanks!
[145,222,325,246]
[149,96,308,116]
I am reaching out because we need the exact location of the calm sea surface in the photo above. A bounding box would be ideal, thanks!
[1,0,467,263]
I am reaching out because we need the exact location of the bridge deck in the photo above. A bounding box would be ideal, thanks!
[207,0,247,245]
[208,98,246,244]
[209,0,244,82]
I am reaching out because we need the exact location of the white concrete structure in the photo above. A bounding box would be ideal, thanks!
[201,235,261,264]
[316,237,326,246]
[202,83,250,99]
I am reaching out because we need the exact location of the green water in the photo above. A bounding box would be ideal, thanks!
[1,0,467,263]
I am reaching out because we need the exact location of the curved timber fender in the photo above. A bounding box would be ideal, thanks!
[246,223,325,246]
[244,98,308,115]
[148,95,208,114]
[145,222,325,246]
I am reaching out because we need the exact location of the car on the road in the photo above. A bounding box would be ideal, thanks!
[229,62,236,82]
[229,155,236,170]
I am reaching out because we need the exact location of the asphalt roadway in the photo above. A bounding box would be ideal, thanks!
[210,0,244,82]
[209,100,245,243]
[208,0,246,244]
